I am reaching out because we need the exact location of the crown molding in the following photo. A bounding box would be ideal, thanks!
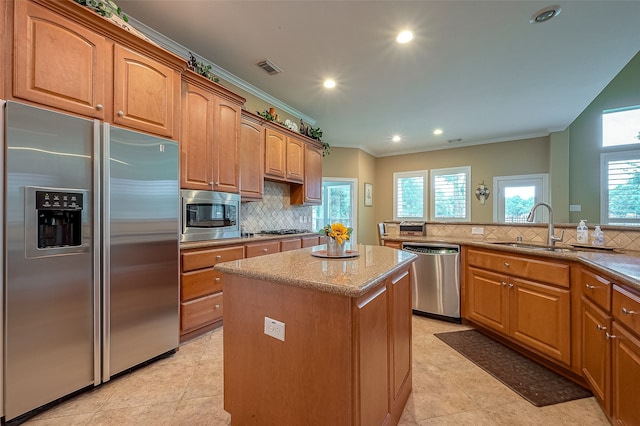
[127,17,316,125]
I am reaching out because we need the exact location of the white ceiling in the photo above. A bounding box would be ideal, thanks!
[116,1,640,157]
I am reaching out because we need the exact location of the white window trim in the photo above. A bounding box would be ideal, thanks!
[393,170,428,221]
[319,177,358,244]
[430,166,470,222]
[600,150,640,225]
[492,173,549,222]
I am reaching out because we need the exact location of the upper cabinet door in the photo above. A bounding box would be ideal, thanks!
[286,137,304,183]
[14,0,106,119]
[212,97,241,194]
[265,128,287,179]
[304,144,323,204]
[180,81,214,190]
[113,45,178,138]
[240,116,265,200]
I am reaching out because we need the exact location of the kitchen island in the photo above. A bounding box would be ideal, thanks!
[215,244,416,425]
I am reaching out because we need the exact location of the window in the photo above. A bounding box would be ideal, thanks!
[493,174,549,223]
[602,106,640,147]
[600,150,640,225]
[430,166,470,221]
[393,171,427,220]
[312,178,358,243]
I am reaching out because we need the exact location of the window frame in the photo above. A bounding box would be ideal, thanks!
[429,166,471,222]
[393,170,428,221]
[600,150,640,226]
[492,173,549,223]
[602,106,640,148]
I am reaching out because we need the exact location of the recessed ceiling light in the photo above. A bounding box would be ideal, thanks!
[392,135,401,142]
[323,79,336,89]
[433,129,443,135]
[530,5,561,24]
[396,31,413,44]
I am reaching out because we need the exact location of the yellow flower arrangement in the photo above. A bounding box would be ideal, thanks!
[320,223,353,245]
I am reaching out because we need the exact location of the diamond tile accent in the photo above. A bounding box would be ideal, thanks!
[240,181,313,232]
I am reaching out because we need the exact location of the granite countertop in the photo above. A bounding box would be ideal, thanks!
[382,235,640,292]
[181,232,319,250]
[214,244,417,297]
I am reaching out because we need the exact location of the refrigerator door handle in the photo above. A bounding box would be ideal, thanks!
[93,120,102,386]
[101,122,111,383]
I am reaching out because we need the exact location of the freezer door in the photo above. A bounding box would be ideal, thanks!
[3,102,96,420]
[103,125,179,379]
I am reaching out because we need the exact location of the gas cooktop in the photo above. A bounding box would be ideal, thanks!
[259,229,311,235]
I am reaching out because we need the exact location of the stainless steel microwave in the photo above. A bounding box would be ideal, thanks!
[181,190,240,242]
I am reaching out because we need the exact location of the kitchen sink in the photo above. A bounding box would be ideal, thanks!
[488,241,577,253]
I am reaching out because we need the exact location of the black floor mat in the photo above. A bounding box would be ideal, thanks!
[434,329,592,407]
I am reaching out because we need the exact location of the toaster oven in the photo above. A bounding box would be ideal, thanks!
[399,221,427,236]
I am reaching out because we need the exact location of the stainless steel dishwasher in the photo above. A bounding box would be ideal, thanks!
[402,242,461,322]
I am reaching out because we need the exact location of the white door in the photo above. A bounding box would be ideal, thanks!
[312,178,358,244]
[493,174,549,223]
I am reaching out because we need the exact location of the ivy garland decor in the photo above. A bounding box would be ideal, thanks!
[300,120,331,156]
[187,53,220,83]
[73,0,128,22]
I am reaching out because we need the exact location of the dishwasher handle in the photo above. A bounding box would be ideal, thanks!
[403,245,459,255]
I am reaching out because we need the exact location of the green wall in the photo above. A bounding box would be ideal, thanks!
[568,50,640,224]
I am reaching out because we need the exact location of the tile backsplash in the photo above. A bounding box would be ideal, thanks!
[240,181,313,232]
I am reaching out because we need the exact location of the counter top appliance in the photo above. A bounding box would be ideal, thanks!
[399,221,427,236]
[2,101,180,422]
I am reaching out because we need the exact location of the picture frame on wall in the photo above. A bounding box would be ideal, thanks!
[364,182,373,207]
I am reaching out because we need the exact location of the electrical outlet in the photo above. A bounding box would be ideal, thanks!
[570,204,582,212]
[471,227,484,235]
[264,317,285,341]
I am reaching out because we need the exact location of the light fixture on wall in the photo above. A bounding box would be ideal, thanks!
[475,182,490,205]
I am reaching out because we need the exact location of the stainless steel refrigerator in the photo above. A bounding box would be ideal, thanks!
[2,101,179,421]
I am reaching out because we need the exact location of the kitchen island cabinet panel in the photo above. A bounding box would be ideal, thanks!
[611,321,640,425]
[581,296,611,413]
[390,269,412,400]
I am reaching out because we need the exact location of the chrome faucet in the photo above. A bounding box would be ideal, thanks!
[526,202,564,247]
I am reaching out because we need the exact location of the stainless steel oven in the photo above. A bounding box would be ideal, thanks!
[181,190,240,242]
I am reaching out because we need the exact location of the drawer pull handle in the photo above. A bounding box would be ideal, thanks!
[596,324,607,331]
[503,262,510,267]
[263,248,268,252]
[214,304,220,309]
[216,255,222,260]
[117,110,124,117]
[622,307,636,316]
[501,281,507,287]
[605,332,617,340]
[96,104,104,111]
[508,283,514,288]
[585,284,596,290]
[215,277,221,282]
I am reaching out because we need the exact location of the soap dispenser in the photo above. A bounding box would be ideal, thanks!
[576,220,588,244]
[592,225,605,247]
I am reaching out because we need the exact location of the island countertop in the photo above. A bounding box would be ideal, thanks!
[214,244,417,297]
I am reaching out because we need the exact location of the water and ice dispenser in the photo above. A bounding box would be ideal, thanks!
[35,190,83,248]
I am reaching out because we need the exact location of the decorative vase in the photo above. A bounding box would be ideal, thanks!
[326,237,346,257]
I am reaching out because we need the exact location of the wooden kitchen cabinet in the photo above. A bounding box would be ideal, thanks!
[611,285,640,425]
[280,238,302,252]
[291,142,323,205]
[180,245,244,341]
[301,236,320,248]
[113,44,179,138]
[13,0,107,119]
[264,126,304,183]
[581,296,611,413]
[180,70,244,192]
[383,241,402,249]
[239,113,264,200]
[465,247,571,365]
[245,241,280,258]
[390,269,412,400]
[13,0,185,138]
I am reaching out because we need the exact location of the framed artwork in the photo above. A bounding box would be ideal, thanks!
[364,182,373,207]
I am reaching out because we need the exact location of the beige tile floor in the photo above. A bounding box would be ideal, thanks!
[24,316,610,425]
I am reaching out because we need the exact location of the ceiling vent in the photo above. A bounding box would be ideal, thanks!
[257,59,282,75]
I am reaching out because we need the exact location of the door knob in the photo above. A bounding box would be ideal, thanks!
[96,104,104,111]
[117,110,124,117]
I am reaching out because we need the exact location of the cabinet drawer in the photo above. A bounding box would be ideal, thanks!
[581,268,612,311]
[181,246,244,272]
[466,248,570,288]
[181,293,223,332]
[613,286,640,336]
[301,236,320,248]
[245,241,280,258]
[281,238,302,252]
[181,269,223,302]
